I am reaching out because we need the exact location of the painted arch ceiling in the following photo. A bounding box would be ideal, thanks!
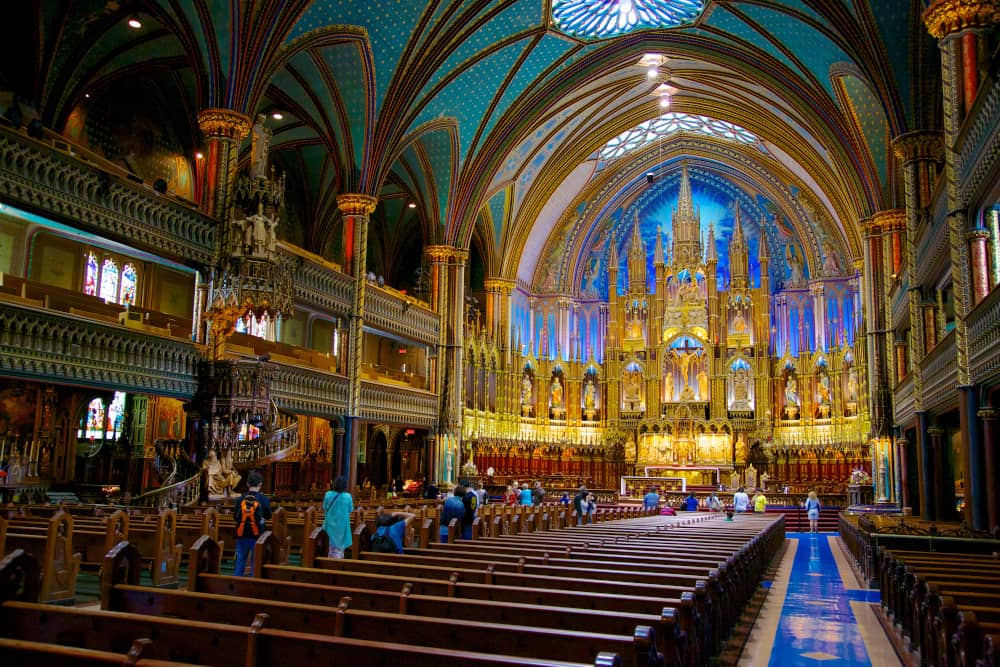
[8,1,929,296]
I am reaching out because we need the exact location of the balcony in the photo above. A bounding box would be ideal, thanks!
[893,373,914,426]
[919,329,957,413]
[0,298,200,397]
[0,126,215,265]
[365,283,439,346]
[955,74,1000,205]
[966,286,1000,385]
[359,379,438,428]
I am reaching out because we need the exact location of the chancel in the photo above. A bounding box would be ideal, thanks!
[0,1,998,666]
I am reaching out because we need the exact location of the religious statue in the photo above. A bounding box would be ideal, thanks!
[731,368,751,410]
[732,310,747,334]
[697,370,709,401]
[670,348,696,396]
[250,114,272,180]
[816,372,832,405]
[784,374,800,407]
[445,447,453,481]
[550,376,564,408]
[624,370,642,402]
[203,449,241,496]
[583,381,597,411]
[735,434,748,465]
[520,374,533,406]
[847,369,859,403]
[664,377,674,402]
[760,471,769,491]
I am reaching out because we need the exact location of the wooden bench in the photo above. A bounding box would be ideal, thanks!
[0,511,80,603]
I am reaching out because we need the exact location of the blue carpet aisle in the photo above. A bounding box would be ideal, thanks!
[738,532,901,667]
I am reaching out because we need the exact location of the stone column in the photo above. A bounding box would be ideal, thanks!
[810,282,826,352]
[919,412,935,520]
[336,193,378,490]
[979,408,998,530]
[557,297,572,361]
[924,0,1000,527]
[896,436,910,511]
[197,109,252,222]
[862,217,890,438]
[968,229,992,304]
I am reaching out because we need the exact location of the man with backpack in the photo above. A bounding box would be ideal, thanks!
[461,483,479,539]
[369,508,416,554]
[233,471,271,577]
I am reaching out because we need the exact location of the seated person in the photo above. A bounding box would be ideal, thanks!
[684,492,699,512]
[439,486,466,542]
[371,509,416,553]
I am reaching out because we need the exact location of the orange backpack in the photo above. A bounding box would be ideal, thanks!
[236,496,260,537]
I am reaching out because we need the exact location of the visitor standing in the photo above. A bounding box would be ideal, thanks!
[233,471,271,576]
[733,486,750,513]
[805,490,821,532]
[322,475,354,558]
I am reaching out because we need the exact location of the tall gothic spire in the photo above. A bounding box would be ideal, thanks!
[627,210,647,291]
[654,226,664,265]
[730,203,750,289]
[671,161,702,268]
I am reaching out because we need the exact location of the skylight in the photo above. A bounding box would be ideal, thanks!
[551,0,705,39]
[597,113,760,163]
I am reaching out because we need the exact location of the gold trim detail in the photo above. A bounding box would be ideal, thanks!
[197,109,252,141]
[891,131,945,162]
[870,209,907,232]
[923,0,1000,39]
[335,193,378,216]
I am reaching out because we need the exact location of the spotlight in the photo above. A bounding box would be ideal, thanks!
[127,16,142,29]
[646,172,655,184]
[407,202,417,209]
[647,67,658,78]
[195,151,204,160]
[84,93,91,99]
[659,95,671,108]
[271,112,283,120]
[153,178,168,193]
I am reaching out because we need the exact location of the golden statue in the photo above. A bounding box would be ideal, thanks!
[550,376,564,408]
[204,449,241,496]
[697,370,709,401]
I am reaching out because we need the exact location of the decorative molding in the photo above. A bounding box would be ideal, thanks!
[0,128,216,266]
[923,0,1000,39]
[892,131,944,163]
[197,109,252,141]
[870,209,907,232]
[958,78,1000,204]
[365,285,440,345]
[893,373,915,426]
[0,301,200,397]
[280,249,354,313]
[919,330,959,413]
[335,193,378,216]
[359,381,438,427]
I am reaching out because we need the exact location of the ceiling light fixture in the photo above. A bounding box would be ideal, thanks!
[127,16,142,29]
[271,112,283,120]
[407,202,417,209]
[647,67,658,79]
[195,152,204,160]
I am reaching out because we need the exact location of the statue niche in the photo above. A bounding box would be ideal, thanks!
[814,361,832,419]
[549,369,566,420]
[621,361,645,412]
[582,369,599,421]
[519,368,534,417]
[728,358,753,412]
[782,364,800,420]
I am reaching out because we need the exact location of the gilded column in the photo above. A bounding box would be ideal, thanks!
[924,0,1000,529]
[336,193,378,487]
[873,209,905,397]
[197,109,252,222]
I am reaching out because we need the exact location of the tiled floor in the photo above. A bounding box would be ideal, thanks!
[739,532,902,667]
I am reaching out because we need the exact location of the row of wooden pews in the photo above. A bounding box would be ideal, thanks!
[879,546,1000,667]
[62,510,777,666]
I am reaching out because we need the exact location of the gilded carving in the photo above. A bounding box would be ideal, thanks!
[197,108,253,141]
[922,0,1000,39]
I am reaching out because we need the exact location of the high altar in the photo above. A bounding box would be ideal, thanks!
[463,163,870,490]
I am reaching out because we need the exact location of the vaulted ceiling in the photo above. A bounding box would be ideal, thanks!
[3,1,937,293]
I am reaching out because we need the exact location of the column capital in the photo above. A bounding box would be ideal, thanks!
[870,209,907,233]
[978,407,997,420]
[923,0,1000,39]
[424,245,467,264]
[197,108,252,141]
[892,130,945,162]
[966,228,991,241]
[483,277,516,294]
[336,193,378,216]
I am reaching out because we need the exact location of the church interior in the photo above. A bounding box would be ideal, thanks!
[0,1,999,666]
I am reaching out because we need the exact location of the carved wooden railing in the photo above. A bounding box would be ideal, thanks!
[0,300,200,397]
[131,470,202,508]
[956,74,1000,205]
[966,285,1000,385]
[893,373,914,426]
[919,329,957,413]
[231,421,299,468]
[359,380,438,428]
[0,126,215,265]
[365,284,439,346]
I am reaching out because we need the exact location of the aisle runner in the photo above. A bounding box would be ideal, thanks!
[743,532,899,666]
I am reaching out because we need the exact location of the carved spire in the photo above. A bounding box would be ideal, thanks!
[654,226,664,265]
[628,210,647,292]
[729,204,750,289]
[671,161,702,268]
[706,222,717,263]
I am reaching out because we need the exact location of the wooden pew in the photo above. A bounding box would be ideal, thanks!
[101,540,660,667]
[1,511,80,603]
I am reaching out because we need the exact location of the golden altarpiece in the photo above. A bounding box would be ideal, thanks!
[463,165,871,494]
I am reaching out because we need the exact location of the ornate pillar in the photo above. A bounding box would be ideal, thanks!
[923,303,939,353]
[862,217,890,438]
[896,436,910,511]
[557,297,572,361]
[875,210,905,397]
[336,193,378,489]
[197,109,252,222]
[979,408,999,530]
[811,282,827,352]
[968,229,992,304]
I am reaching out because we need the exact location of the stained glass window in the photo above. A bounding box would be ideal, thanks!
[120,263,137,306]
[84,253,98,296]
[106,391,126,437]
[80,397,106,440]
[552,0,705,39]
[598,113,760,165]
[99,258,119,302]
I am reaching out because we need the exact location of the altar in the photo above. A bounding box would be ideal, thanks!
[640,465,727,487]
